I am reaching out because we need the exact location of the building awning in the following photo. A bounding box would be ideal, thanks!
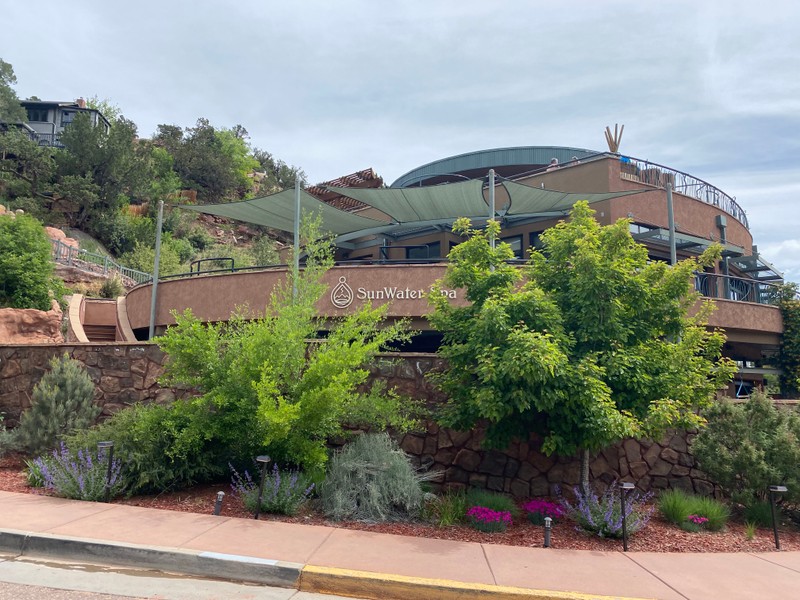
[631,227,746,257]
[180,188,390,236]
[501,180,646,216]
[326,179,489,222]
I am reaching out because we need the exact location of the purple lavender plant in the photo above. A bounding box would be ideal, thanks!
[560,483,653,539]
[230,462,314,516]
[31,442,124,501]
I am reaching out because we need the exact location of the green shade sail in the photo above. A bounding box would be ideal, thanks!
[181,188,389,235]
[326,179,488,222]
[501,180,646,216]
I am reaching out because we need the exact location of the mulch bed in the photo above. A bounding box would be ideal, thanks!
[3,452,799,553]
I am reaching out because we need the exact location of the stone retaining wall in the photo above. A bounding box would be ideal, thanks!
[0,344,716,496]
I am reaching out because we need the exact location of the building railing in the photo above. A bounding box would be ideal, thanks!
[619,156,748,229]
[30,132,64,148]
[51,239,152,285]
[695,272,781,305]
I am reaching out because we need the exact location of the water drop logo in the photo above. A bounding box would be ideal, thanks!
[331,276,354,309]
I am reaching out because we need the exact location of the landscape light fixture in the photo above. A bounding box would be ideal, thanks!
[619,482,636,552]
[543,516,552,548]
[253,455,271,520]
[213,491,225,516]
[97,441,114,503]
[769,485,788,550]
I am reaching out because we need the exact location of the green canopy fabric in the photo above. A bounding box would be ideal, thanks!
[502,180,645,215]
[181,188,389,235]
[326,179,489,222]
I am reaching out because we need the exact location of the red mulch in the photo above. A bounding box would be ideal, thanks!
[3,452,799,553]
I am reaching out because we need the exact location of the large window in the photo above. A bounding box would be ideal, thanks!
[60,110,76,127]
[529,231,544,250]
[406,242,441,260]
[501,235,523,258]
[26,107,49,122]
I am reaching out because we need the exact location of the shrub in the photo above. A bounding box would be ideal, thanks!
[743,500,774,528]
[230,462,314,516]
[66,400,233,495]
[693,391,800,505]
[561,484,653,539]
[99,275,124,299]
[320,433,426,522]
[422,489,468,527]
[522,498,565,525]
[0,213,60,310]
[32,442,124,501]
[466,506,513,533]
[659,489,729,532]
[12,354,98,455]
[744,521,758,541]
[466,488,521,520]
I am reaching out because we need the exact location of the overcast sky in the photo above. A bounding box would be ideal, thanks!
[4,0,799,279]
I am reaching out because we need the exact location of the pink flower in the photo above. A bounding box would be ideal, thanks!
[522,499,565,519]
[688,514,709,525]
[467,506,513,526]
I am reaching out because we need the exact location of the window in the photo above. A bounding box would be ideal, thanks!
[500,235,523,258]
[629,223,654,235]
[406,242,440,260]
[529,231,544,250]
[26,107,49,122]
[61,110,76,127]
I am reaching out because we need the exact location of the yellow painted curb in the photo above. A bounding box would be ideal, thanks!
[299,565,655,600]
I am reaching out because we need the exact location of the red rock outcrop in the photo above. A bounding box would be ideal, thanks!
[0,300,64,344]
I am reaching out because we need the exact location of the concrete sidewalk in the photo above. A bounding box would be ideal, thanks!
[0,491,798,600]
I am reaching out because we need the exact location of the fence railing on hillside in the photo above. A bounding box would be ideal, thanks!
[51,239,152,285]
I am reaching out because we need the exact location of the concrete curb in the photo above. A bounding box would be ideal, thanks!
[0,529,302,587]
[298,565,656,600]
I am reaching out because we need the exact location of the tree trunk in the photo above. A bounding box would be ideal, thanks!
[579,448,591,496]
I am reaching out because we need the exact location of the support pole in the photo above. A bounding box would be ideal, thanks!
[489,169,496,250]
[148,200,164,340]
[293,179,300,300]
[666,183,676,266]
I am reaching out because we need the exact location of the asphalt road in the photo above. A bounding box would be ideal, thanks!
[0,554,355,600]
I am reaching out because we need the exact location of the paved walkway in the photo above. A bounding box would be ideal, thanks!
[1,491,799,600]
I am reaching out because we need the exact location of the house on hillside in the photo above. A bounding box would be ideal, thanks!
[18,98,110,147]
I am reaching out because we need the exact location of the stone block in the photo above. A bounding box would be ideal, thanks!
[659,447,679,464]
[623,438,642,463]
[530,477,550,496]
[629,461,649,479]
[678,453,695,467]
[529,452,554,472]
[510,478,529,499]
[668,477,693,493]
[504,457,520,478]
[423,436,438,455]
[518,462,539,482]
[449,430,471,448]
[619,456,629,477]
[652,476,669,489]
[479,451,508,476]
[693,479,714,496]
[401,434,425,455]
[670,465,690,477]
[468,473,488,488]
[420,455,435,470]
[650,458,672,476]
[487,476,505,492]
[438,429,454,449]
[590,454,610,479]
[453,449,481,471]
[643,443,662,468]
[434,447,457,465]
[668,435,688,453]
[99,376,121,394]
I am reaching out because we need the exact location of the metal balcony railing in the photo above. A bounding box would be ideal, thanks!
[619,156,748,229]
[695,272,781,305]
[51,239,152,285]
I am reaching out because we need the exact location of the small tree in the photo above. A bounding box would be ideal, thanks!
[157,217,419,473]
[0,213,60,310]
[13,354,98,455]
[777,283,800,398]
[429,202,735,493]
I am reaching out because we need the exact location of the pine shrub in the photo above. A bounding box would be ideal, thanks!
[12,354,98,455]
[320,433,427,522]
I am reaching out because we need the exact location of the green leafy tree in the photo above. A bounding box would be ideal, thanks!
[429,202,735,493]
[693,391,800,505]
[0,213,60,309]
[156,218,418,473]
[777,283,800,398]
[253,148,307,192]
[0,129,55,212]
[0,58,26,123]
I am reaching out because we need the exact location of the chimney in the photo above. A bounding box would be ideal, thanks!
[76,97,86,108]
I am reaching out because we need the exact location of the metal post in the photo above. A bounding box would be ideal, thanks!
[98,441,114,503]
[620,482,635,552]
[148,200,164,340]
[254,455,271,520]
[666,183,676,266]
[213,491,225,516]
[293,179,301,300]
[769,485,787,550]
[543,516,552,548]
[489,169,496,250]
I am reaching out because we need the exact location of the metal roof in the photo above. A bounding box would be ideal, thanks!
[392,146,602,188]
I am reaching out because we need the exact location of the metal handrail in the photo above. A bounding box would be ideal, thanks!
[694,272,781,305]
[50,239,152,285]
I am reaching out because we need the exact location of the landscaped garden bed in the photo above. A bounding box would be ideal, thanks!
[3,451,798,553]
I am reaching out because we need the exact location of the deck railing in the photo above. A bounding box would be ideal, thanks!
[695,272,781,305]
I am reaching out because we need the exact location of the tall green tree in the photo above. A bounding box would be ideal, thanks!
[0,213,60,310]
[429,202,736,493]
[0,58,26,123]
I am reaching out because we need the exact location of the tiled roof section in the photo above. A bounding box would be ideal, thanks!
[307,168,383,212]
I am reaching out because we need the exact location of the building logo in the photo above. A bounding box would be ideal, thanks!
[331,276,354,308]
